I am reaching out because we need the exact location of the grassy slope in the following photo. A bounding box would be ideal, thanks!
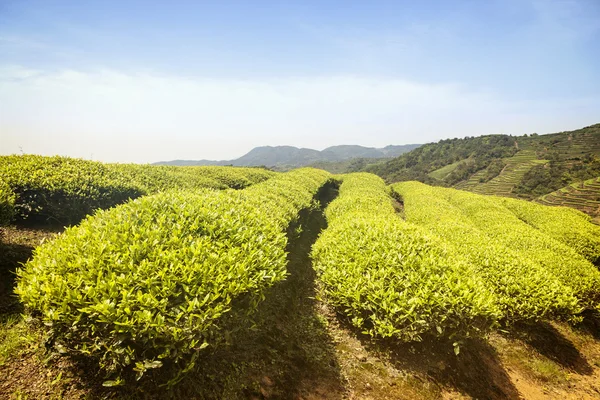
[466,125,600,199]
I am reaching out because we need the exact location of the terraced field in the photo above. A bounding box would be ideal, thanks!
[527,129,600,160]
[466,151,548,196]
[454,169,487,191]
[538,176,600,224]
[450,126,600,212]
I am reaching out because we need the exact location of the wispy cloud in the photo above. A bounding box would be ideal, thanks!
[1,65,598,163]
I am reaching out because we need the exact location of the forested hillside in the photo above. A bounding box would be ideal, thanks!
[369,124,600,203]
[368,134,518,185]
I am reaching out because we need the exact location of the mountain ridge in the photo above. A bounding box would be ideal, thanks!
[153,144,421,168]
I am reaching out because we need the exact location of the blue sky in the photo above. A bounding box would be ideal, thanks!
[1,0,599,162]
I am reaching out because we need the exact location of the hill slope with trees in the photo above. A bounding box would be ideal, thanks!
[368,124,600,203]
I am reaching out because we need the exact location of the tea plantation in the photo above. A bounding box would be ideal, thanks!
[2,156,600,398]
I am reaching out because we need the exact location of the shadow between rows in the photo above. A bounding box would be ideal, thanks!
[576,309,600,341]
[63,180,346,399]
[334,312,597,400]
[336,316,522,400]
[0,241,29,317]
[504,320,594,375]
[0,224,64,318]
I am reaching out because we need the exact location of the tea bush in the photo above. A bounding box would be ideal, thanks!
[110,164,275,193]
[393,181,580,322]
[16,168,330,384]
[109,163,226,192]
[0,155,143,225]
[498,197,600,265]
[440,187,600,312]
[312,173,500,342]
[0,178,15,225]
[0,155,275,225]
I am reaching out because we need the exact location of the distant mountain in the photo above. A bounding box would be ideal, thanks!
[234,146,322,167]
[321,145,383,160]
[154,144,421,168]
[380,145,421,157]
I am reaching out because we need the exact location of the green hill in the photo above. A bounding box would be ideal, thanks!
[369,124,600,204]
[368,134,519,185]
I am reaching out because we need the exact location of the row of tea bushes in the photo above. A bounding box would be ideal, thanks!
[241,168,334,230]
[0,155,275,225]
[393,182,580,322]
[192,166,276,190]
[311,173,500,343]
[107,163,226,193]
[109,164,275,192]
[497,196,600,266]
[0,155,142,225]
[16,168,331,384]
[394,182,600,314]
[440,187,600,312]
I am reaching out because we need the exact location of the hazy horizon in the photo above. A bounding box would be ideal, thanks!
[4,120,598,165]
[2,0,599,163]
